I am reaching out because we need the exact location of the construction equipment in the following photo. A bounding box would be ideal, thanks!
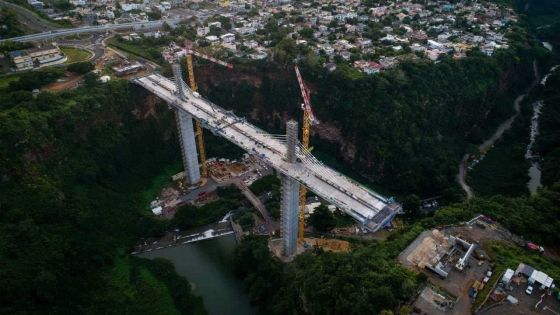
[163,41,234,179]
[184,53,208,178]
[294,65,319,243]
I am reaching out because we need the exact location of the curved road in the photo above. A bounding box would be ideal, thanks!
[457,60,539,198]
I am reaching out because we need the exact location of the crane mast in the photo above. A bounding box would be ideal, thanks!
[294,65,317,243]
[185,54,208,178]
[164,41,233,180]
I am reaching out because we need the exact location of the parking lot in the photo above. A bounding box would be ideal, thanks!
[480,277,560,315]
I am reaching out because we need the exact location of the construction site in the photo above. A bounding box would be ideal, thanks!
[268,236,351,262]
[148,153,271,217]
[134,38,401,261]
[398,215,560,315]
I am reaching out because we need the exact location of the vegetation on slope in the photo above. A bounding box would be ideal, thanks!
[534,72,560,186]
[200,34,543,198]
[249,174,281,219]
[234,181,560,314]
[0,8,25,39]
[0,77,206,314]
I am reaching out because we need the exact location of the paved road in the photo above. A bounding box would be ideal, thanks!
[178,177,219,205]
[1,5,230,43]
[234,180,273,219]
[0,0,56,32]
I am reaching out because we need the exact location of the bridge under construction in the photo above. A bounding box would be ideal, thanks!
[133,63,400,257]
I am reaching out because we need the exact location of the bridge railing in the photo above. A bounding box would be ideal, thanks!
[135,74,399,230]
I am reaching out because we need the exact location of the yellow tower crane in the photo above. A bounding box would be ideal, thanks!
[185,54,208,178]
[164,41,234,180]
[294,65,319,243]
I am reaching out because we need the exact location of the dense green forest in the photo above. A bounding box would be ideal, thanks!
[234,182,560,315]
[522,0,560,186]
[0,77,207,314]
[230,2,560,314]
[534,69,560,186]
[199,31,545,197]
[2,1,560,315]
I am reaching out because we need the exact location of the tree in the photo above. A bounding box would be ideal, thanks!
[0,80,208,314]
[53,0,74,10]
[208,25,222,36]
[0,41,32,55]
[238,212,255,228]
[402,194,420,216]
[308,205,335,232]
[67,61,94,74]
[298,27,314,39]
[273,38,298,64]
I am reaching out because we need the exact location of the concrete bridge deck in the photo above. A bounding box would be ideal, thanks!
[134,73,400,232]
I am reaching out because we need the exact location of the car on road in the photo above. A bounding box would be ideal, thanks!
[526,285,534,295]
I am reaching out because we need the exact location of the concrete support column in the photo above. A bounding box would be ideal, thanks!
[281,120,300,257]
[172,62,200,185]
[175,109,201,185]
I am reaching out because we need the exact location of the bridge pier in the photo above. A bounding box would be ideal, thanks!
[280,120,300,257]
[172,63,201,185]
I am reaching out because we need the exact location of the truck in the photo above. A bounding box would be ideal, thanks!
[527,242,545,253]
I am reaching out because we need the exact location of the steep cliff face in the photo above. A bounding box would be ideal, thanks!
[194,63,354,158]
[190,55,537,194]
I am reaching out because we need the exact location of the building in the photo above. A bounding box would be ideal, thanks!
[220,33,235,43]
[205,35,219,44]
[515,263,555,289]
[354,60,383,74]
[112,62,144,76]
[9,45,66,72]
[27,0,44,9]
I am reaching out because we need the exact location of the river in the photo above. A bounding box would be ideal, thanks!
[526,64,560,194]
[526,100,544,194]
[139,234,254,315]
[457,60,539,198]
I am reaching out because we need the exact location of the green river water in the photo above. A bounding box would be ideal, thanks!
[140,234,254,315]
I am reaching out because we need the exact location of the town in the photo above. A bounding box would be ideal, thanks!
[1,0,559,314]
[3,0,517,75]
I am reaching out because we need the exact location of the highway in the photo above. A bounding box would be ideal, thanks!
[134,73,401,232]
[0,18,183,43]
[0,6,225,44]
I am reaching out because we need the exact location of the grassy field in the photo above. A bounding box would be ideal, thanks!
[106,37,163,64]
[60,46,92,64]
